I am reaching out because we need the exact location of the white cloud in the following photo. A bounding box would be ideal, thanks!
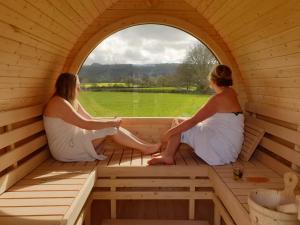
[83,24,201,65]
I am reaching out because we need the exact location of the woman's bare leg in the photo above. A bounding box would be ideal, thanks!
[112,127,160,154]
[92,138,106,154]
[151,118,184,158]
[148,133,181,165]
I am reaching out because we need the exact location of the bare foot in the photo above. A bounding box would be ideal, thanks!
[147,155,175,165]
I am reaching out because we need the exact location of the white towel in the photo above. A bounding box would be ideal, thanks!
[181,113,244,165]
[43,116,117,162]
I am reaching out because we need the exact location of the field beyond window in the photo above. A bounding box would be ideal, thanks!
[78,91,209,117]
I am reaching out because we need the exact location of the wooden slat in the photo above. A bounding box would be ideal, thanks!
[0,149,49,194]
[93,191,213,200]
[0,120,44,149]
[246,102,300,125]
[130,149,142,166]
[98,148,114,166]
[0,216,62,225]
[25,171,89,179]
[108,148,122,166]
[95,179,212,188]
[0,198,73,207]
[9,184,82,192]
[246,116,300,145]
[97,166,209,177]
[212,195,235,225]
[0,135,47,172]
[0,191,78,199]
[239,120,265,161]
[119,148,132,166]
[209,168,251,225]
[0,104,43,127]
[260,137,300,167]
[0,206,68,216]
[60,169,96,225]
[16,178,86,186]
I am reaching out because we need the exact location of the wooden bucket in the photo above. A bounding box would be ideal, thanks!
[248,172,300,225]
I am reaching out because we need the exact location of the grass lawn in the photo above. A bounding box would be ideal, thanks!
[78,91,210,117]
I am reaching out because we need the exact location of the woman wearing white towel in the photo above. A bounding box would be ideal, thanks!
[148,65,244,166]
[43,73,159,162]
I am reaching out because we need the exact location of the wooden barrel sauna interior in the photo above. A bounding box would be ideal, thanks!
[0,1,300,225]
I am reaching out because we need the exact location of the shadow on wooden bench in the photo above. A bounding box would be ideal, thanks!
[1,103,300,225]
[0,105,96,225]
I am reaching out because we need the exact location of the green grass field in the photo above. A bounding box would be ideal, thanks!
[78,91,210,117]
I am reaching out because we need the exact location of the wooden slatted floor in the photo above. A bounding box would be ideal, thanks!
[98,146,206,168]
[213,159,285,213]
[0,159,97,225]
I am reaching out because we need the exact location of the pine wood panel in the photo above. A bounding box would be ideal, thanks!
[0,158,98,225]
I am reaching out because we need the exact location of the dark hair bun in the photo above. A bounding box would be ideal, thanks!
[210,65,233,87]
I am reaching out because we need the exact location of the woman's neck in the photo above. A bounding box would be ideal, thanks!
[215,86,229,94]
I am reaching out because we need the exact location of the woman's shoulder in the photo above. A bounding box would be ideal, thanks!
[44,96,69,116]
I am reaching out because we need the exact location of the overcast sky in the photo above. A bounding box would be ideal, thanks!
[83,24,201,65]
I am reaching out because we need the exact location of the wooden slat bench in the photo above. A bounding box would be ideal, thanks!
[210,102,300,225]
[1,104,300,225]
[0,105,97,225]
[94,146,212,223]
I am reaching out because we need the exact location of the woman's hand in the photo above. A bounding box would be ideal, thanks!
[112,117,122,128]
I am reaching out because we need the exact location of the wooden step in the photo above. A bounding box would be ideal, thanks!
[101,219,209,225]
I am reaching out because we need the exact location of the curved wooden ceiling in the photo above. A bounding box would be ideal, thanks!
[0,0,299,112]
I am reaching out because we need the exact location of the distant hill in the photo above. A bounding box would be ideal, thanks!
[78,63,179,83]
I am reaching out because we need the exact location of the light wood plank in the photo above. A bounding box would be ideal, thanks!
[97,166,209,177]
[0,104,43,126]
[0,135,47,172]
[95,179,211,188]
[9,184,82,192]
[61,170,96,225]
[0,198,73,207]
[0,216,61,225]
[0,206,68,216]
[93,191,213,200]
[246,102,300,125]
[0,149,49,194]
[246,116,300,146]
[209,168,251,225]
[0,191,78,199]
[0,120,44,149]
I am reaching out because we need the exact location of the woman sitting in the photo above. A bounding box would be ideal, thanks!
[43,73,159,162]
[148,65,244,166]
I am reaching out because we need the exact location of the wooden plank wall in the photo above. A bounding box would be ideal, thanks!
[186,0,300,112]
[61,0,248,107]
[0,0,249,112]
[2,0,298,112]
[0,0,115,111]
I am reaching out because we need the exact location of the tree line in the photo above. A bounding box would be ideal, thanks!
[79,43,218,94]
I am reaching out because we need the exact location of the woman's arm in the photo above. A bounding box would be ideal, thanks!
[77,101,93,119]
[54,98,121,130]
[162,95,218,141]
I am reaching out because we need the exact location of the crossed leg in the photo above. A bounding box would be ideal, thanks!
[92,127,160,155]
[147,133,181,165]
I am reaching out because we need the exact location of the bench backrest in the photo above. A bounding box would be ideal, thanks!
[0,105,49,194]
[245,102,300,176]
